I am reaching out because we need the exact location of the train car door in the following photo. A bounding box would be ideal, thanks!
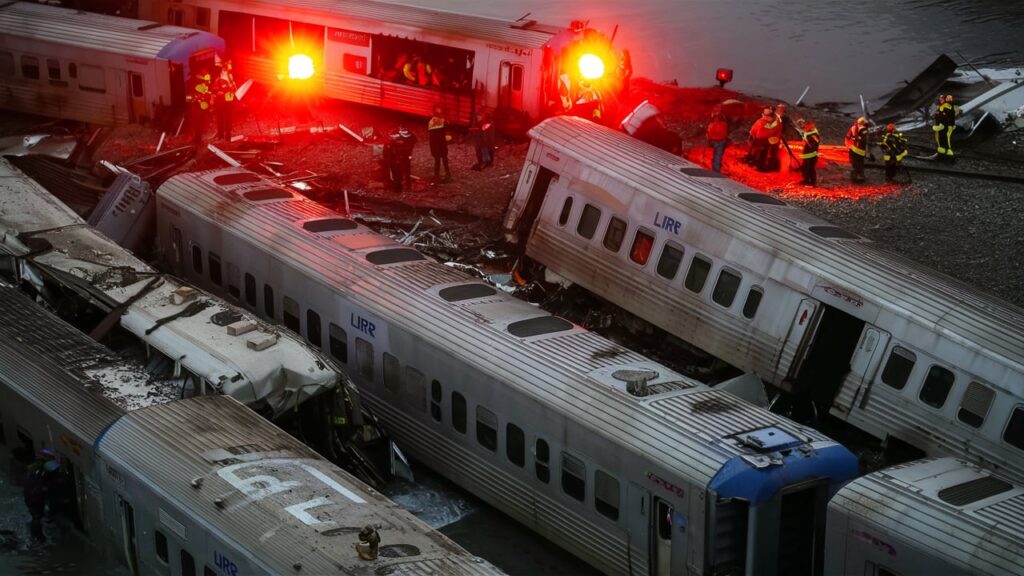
[844,326,891,412]
[128,72,146,123]
[652,497,674,576]
[774,298,819,384]
[789,302,866,415]
[626,482,651,574]
[498,61,525,111]
[118,494,140,575]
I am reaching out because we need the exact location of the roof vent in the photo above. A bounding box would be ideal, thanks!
[507,316,573,338]
[365,248,425,266]
[211,310,243,326]
[738,192,787,206]
[213,172,262,185]
[439,284,498,302]
[937,475,1013,506]
[612,368,659,397]
[679,167,726,178]
[170,286,198,305]
[242,187,293,202]
[303,218,357,233]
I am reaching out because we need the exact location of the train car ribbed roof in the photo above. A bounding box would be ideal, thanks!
[98,395,501,575]
[527,116,1024,374]
[0,2,210,58]
[158,170,847,488]
[206,0,559,48]
[830,458,1024,574]
[0,284,129,443]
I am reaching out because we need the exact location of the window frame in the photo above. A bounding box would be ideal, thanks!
[283,296,300,332]
[328,323,347,363]
[263,284,275,318]
[918,364,955,409]
[602,216,627,252]
[629,228,656,266]
[383,352,401,395]
[742,286,763,319]
[244,273,256,307]
[557,196,573,226]
[880,345,916,390]
[20,55,40,80]
[576,203,602,240]
[306,308,322,348]
[355,337,374,382]
[1001,405,1024,452]
[560,452,586,502]
[476,405,497,451]
[208,252,222,286]
[594,469,620,521]
[711,267,742,308]
[655,242,684,280]
[683,253,712,294]
[451,391,467,434]
[506,423,525,468]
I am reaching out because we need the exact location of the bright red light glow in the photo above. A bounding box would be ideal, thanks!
[288,54,315,80]
[578,53,605,80]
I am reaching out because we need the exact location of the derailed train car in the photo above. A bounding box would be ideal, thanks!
[826,458,1024,575]
[153,167,859,576]
[0,2,222,126]
[0,283,503,576]
[503,116,1024,482]
[138,0,629,131]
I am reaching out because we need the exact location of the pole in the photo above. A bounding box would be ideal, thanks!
[795,86,810,107]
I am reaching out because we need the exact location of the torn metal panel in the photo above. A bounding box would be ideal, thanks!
[873,54,959,122]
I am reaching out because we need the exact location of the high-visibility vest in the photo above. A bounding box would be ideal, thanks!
[846,125,867,156]
[800,129,820,159]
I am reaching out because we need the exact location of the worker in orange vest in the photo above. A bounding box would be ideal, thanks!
[748,107,779,172]
[797,119,821,186]
[845,116,870,183]
[706,110,729,173]
[213,61,237,141]
[186,68,213,146]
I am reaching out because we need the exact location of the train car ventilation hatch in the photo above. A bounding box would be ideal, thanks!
[735,427,803,453]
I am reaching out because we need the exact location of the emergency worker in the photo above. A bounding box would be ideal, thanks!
[428,105,451,181]
[574,80,603,121]
[187,68,214,146]
[845,116,869,183]
[706,110,729,173]
[748,107,778,172]
[933,94,959,161]
[213,61,237,141]
[881,123,908,182]
[23,449,61,542]
[798,119,820,186]
[393,126,416,189]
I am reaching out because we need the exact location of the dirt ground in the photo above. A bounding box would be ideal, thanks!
[6,77,1024,308]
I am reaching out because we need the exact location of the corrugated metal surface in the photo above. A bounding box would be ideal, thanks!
[158,169,849,490]
[829,458,1024,574]
[98,395,501,575]
[204,0,557,48]
[0,2,201,58]
[0,285,125,443]
[527,116,1024,373]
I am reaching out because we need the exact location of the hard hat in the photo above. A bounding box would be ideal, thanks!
[945,94,954,102]
[857,116,868,126]
[886,123,895,132]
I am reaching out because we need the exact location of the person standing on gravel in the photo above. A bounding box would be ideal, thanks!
[706,110,729,173]
[395,126,416,190]
[933,95,959,162]
[427,105,452,181]
[845,116,869,183]
[797,119,820,186]
[881,123,908,182]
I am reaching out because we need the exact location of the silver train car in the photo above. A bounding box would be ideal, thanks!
[0,1,223,126]
[153,167,860,576]
[502,116,1024,481]
[826,457,1024,575]
[0,283,502,576]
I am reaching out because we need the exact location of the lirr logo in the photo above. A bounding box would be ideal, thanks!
[213,551,238,576]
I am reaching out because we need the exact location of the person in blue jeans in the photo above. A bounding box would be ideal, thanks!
[707,110,729,172]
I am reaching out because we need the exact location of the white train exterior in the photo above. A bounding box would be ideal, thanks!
[826,457,1024,575]
[502,116,1024,483]
[153,167,859,576]
[138,0,628,129]
[0,283,502,576]
[0,2,222,126]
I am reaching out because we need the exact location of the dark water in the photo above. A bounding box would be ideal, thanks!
[417,0,1024,105]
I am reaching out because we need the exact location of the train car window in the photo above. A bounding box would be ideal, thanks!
[630,230,655,265]
[130,72,143,97]
[168,7,184,26]
[328,323,348,363]
[244,273,256,307]
[476,406,497,451]
[226,263,240,299]
[919,365,955,408]
[203,568,216,576]
[558,197,573,226]
[452,392,467,434]
[355,338,374,382]
[656,243,684,279]
[20,55,39,80]
[1003,406,1024,451]
[263,284,275,318]
[594,470,620,521]
[431,380,442,422]
[383,353,400,394]
[154,530,168,563]
[957,382,994,428]
[561,453,586,502]
[506,423,525,467]
[180,550,196,576]
[208,252,222,285]
[511,65,524,91]
[742,286,763,319]
[0,52,14,77]
[684,254,712,293]
[880,346,915,390]
[603,217,627,252]
[253,15,290,56]
[712,268,742,308]
[46,59,61,81]
[194,6,211,29]
[191,245,203,274]
[307,309,322,347]
[535,439,550,483]
[78,65,106,93]
[283,297,300,332]
[242,188,292,202]
[577,204,602,239]
[67,62,77,79]
[404,367,426,412]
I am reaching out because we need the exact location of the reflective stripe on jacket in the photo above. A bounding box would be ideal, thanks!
[800,129,820,159]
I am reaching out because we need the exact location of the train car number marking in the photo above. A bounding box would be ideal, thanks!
[214,551,238,576]
[653,212,682,235]
[350,313,376,337]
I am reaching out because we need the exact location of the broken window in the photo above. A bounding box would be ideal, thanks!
[630,230,655,265]
[577,204,601,239]
[371,33,474,93]
[283,296,300,332]
[603,217,626,252]
[919,365,955,409]
[684,254,711,293]
[712,268,741,308]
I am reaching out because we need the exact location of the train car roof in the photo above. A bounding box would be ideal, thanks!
[830,457,1024,573]
[527,116,1024,374]
[205,0,561,48]
[0,284,162,440]
[0,157,338,417]
[0,2,221,59]
[157,169,857,493]
[96,395,501,575]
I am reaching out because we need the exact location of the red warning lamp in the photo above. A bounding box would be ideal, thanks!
[716,68,733,88]
[288,53,315,80]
